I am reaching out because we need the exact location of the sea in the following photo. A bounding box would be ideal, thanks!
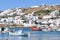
[0,27,60,40]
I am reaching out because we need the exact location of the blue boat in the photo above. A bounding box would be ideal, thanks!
[9,28,30,37]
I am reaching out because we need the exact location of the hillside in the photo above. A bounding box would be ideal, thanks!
[23,5,60,13]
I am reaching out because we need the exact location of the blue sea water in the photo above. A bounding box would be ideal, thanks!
[0,27,60,40]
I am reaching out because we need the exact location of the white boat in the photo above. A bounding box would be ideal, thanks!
[9,30,30,36]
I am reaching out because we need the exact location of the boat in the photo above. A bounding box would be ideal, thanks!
[9,30,30,36]
[31,26,42,31]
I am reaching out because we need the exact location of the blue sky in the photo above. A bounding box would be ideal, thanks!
[0,0,60,10]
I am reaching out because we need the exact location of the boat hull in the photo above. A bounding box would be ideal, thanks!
[31,27,42,31]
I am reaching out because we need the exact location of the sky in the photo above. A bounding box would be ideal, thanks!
[0,0,60,10]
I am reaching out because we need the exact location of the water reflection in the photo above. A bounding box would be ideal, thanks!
[0,32,60,40]
[0,28,60,40]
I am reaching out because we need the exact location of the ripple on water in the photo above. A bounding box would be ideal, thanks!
[0,28,60,40]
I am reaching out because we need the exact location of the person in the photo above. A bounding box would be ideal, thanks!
[1,27,5,31]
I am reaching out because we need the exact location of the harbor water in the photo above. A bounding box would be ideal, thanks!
[0,27,60,40]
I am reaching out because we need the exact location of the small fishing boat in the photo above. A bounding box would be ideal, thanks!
[31,26,42,31]
[9,30,30,36]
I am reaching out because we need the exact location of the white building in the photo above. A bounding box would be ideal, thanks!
[50,10,59,17]
[0,13,5,16]
[1,18,8,23]
[31,6,39,8]
[43,15,52,19]
[13,19,24,24]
